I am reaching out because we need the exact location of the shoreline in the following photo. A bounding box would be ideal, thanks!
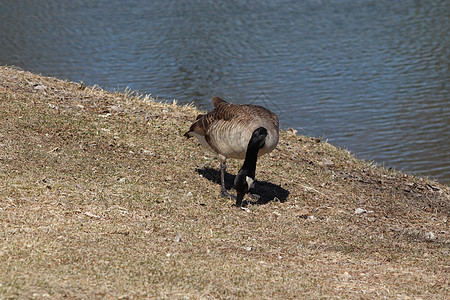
[0,66,448,298]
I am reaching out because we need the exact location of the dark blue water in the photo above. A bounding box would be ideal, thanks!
[1,0,449,184]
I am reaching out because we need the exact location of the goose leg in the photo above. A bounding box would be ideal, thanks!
[219,162,236,200]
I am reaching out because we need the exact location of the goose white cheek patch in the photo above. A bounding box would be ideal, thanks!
[246,176,255,189]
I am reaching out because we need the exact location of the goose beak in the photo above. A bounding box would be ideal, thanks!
[236,193,245,207]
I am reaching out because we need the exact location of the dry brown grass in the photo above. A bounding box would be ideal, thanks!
[0,66,448,299]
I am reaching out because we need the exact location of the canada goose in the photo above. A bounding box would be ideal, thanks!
[184,96,279,207]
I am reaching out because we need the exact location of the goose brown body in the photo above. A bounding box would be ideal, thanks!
[184,96,279,206]
[184,96,279,161]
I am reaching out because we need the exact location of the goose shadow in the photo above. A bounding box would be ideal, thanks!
[196,167,289,205]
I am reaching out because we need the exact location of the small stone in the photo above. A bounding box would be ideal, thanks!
[341,271,351,280]
[84,211,100,219]
[143,150,155,156]
[355,208,367,215]
[323,158,334,166]
[174,234,182,243]
[34,84,46,90]
[108,105,123,112]
[186,192,193,197]
[424,231,436,241]
[244,246,252,251]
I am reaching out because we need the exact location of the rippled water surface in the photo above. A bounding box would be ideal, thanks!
[1,0,448,183]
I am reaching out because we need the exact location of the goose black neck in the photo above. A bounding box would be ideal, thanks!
[241,127,268,175]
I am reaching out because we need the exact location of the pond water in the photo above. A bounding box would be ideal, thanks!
[1,0,448,184]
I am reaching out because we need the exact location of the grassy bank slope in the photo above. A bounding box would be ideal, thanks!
[0,66,448,299]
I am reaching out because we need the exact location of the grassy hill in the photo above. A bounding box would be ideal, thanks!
[0,66,448,299]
